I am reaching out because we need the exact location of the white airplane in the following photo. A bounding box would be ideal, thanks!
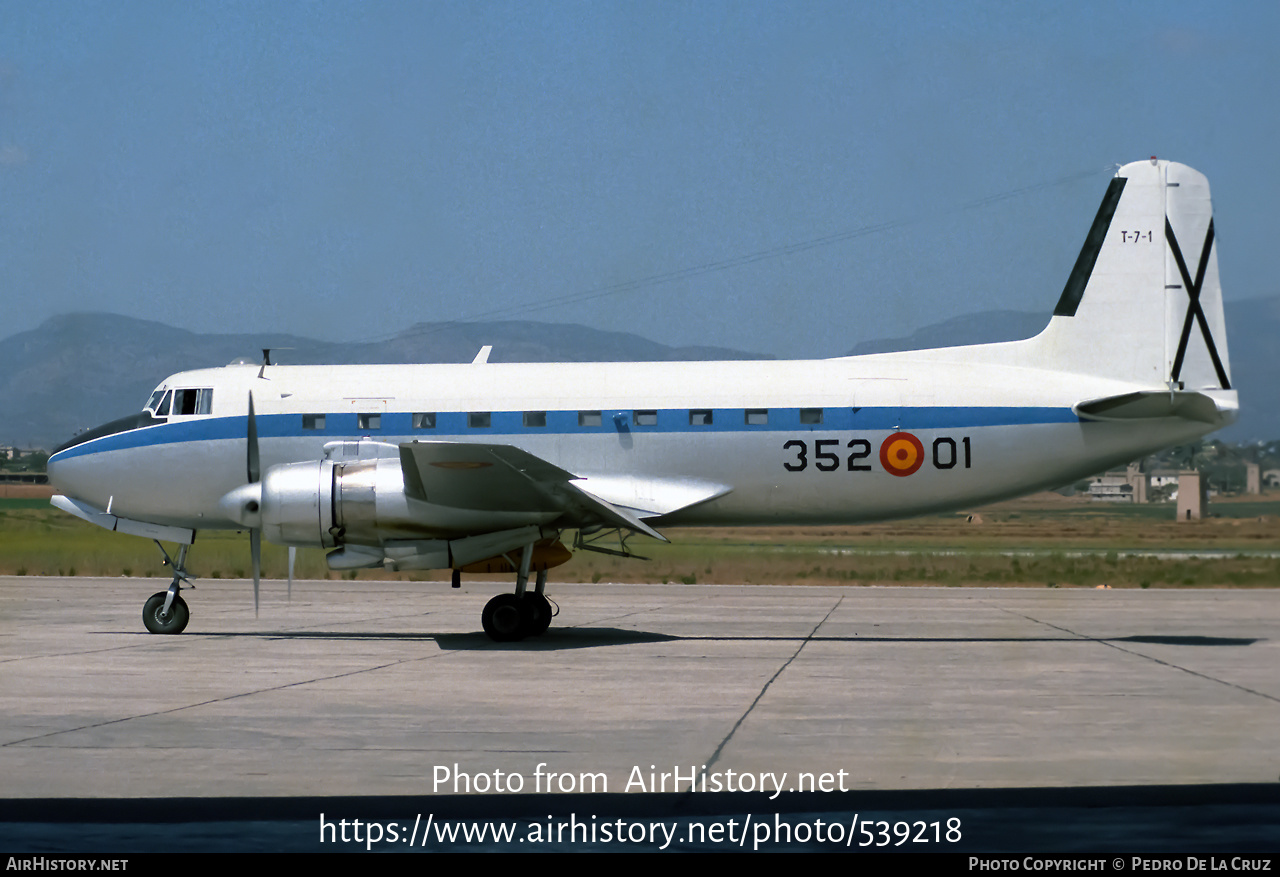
[48,159,1236,641]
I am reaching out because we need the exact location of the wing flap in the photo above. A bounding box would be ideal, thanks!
[568,474,732,519]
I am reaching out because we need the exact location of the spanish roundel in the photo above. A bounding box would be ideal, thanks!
[879,432,924,477]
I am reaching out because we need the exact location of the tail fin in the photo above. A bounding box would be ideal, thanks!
[1033,159,1230,391]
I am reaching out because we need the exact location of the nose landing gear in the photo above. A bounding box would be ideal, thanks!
[143,542,192,635]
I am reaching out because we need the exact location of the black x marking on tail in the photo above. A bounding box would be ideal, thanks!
[1166,217,1231,389]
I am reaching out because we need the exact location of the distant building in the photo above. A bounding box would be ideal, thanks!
[0,472,48,484]
[1176,470,1207,521]
[1088,464,1147,503]
[1126,462,1147,503]
[1089,473,1136,502]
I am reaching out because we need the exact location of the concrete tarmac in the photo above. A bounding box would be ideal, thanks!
[2,575,1277,802]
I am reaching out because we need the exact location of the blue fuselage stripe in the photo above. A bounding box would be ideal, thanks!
[50,406,1080,462]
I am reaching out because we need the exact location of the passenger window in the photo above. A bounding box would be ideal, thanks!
[634,410,658,426]
[358,413,381,430]
[800,408,823,425]
[689,409,713,426]
[413,413,436,429]
[578,411,602,427]
[524,411,547,428]
[745,409,768,425]
[469,412,491,428]
[303,414,326,430]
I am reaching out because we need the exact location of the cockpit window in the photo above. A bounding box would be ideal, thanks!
[172,388,213,415]
[144,387,212,417]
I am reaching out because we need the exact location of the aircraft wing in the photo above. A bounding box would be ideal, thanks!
[398,441,672,541]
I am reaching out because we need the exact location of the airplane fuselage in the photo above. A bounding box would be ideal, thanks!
[48,347,1223,536]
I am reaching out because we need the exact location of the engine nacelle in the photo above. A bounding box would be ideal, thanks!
[260,458,419,549]
[243,456,565,572]
[258,459,338,548]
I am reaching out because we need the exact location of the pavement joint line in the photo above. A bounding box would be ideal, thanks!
[697,595,845,780]
[996,606,1280,706]
[0,654,447,749]
[0,641,181,665]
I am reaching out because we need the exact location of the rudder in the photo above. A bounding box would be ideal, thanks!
[1034,159,1230,391]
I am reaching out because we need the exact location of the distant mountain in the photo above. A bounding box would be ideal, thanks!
[0,314,771,448]
[3,298,1274,449]
[845,310,1052,356]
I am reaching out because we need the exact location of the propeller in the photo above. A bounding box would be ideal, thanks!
[247,392,261,617]
[215,392,268,618]
[219,393,297,617]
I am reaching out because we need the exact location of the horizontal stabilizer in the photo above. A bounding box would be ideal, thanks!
[1073,390,1226,425]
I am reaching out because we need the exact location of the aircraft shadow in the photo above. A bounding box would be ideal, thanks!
[1112,634,1258,646]
[136,627,683,650]
[108,629,1259,650]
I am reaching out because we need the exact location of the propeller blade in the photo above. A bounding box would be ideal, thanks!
[247,392,260,484]
[287,546,296,602]
[250,528,261,618]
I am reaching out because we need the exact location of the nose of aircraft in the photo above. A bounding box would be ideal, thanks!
[47,431,105,503]
[47,411,165,503]
[51,412,163,458]
[47,440,95,506]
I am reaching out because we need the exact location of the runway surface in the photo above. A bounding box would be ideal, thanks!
[2,576,1277,851]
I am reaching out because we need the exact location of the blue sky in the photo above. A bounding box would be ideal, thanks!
[1,1,1276,358]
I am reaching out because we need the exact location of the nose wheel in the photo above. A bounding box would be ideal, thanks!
[143,541,193,635]
[143,591,190,634]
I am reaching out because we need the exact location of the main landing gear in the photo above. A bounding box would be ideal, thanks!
[478,542,555,642]
[143,542,192,635]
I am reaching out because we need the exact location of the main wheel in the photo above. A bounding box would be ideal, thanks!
[482,594,526,642]
[521,593,552,637]
[142,592,190,635]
